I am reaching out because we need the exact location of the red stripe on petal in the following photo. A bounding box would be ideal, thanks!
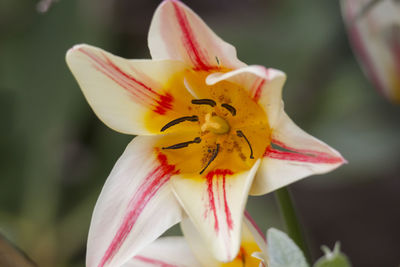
[99,152,179,267]
[250,69,269,101]
[206,172,219,232]
[78,47,173,115]
[206,169,234,233]
[244,211,266,242]
[134,255,179,267]
[252,78,266,102]
[263,139,344,164]
[222,175,234,230]
[171,1,216,71]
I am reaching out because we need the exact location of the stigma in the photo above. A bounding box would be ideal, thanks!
[201,113,230,134]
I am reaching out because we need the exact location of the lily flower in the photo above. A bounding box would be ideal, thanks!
[341,0,400,103]
[126,212,268,267]
[66,0,345,266]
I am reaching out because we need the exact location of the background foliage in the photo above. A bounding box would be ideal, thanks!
[1,0,399,266]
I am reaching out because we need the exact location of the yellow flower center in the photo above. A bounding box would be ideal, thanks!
[145,70,270,177]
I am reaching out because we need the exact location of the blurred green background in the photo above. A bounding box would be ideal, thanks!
[1,0,399,266]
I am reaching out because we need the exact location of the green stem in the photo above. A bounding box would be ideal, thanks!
[275,187,311,262]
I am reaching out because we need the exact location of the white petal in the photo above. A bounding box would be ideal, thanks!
[181,212,267,267]
[251,112,346,196]
[66,44,187,135]
[124,236,201,267]
[206,66,286,127]
[87,136,182,267]
[244,211,267,256]
[180,217,221,267]
[171,160,261,262]
[341,0,400,102]
[148,0,245,70]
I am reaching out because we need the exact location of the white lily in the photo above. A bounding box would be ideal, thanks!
[66,0,345,266]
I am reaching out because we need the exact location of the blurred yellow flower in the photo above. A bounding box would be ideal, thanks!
[66,0,345,266]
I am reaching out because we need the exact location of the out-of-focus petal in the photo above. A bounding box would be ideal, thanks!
[244,211,267,255]
[171,160,261,262]
[148,0,245,70]
[86,136,182,267]
[206,66,286,128]
[66,44,187,135]
[125,237,202,267]
[341,0,400,102]
[250,112,346,195]
[181,212,266,267]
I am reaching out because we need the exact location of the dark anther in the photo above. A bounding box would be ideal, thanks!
[160,115,199,132]
[162,137,201,150]
[236,130,254,159]
[215,56,220,65]
[191,99,216,107]
[221,103,236,116]
[200,143,220,174]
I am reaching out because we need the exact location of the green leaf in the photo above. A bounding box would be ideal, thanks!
[313,242,351,267]
[267,228,309,267]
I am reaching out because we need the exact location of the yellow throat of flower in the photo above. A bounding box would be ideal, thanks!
[145,70,271,177]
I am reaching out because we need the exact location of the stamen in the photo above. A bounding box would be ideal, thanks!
[200,143,220,174]
[215,56,220,65]
[191,99,216,107]
[221,103,236,116]
[162,137,201,150]
[236,130,254,159]
[160,115,199,132]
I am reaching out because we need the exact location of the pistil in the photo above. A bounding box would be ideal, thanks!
[201,113,230,134]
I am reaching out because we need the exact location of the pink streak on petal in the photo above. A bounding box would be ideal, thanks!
[134,255,179,267]
[252,78,266,102]
[171,0,214,71]
[206,169,234,233]
[77,47,173,115]
[99,152,179,267]
[222,175,234,230]
[206,172,219,232]
[263,139,345,164]
[251,68,269,101]
[244,211,266,242]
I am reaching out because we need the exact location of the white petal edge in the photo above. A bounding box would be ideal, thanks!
[66,44,187,135]
[206,65,287,128]
[180,211,268,267]
[148,0,246,70]
[244,211,267,257]
[250,111,346,196]
[124,236,202,267]
[180,216,222,267]
[86,136,182,267]
[171,160,261,262]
